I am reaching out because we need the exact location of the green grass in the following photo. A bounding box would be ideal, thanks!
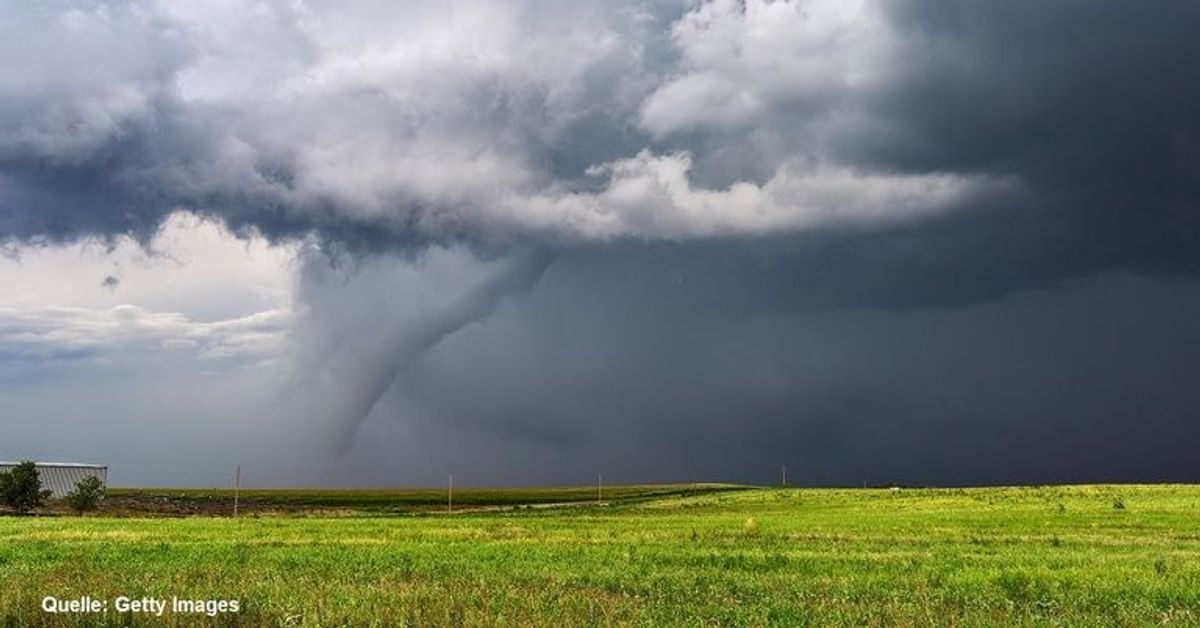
[3,484,1200,626]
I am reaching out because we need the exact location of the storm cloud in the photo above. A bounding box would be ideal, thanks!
[2,1,1199,485]
[4,1,1196,272]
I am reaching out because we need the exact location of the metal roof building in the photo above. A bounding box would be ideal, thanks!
[0,462,107,499]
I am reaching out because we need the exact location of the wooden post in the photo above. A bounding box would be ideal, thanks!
[233,465,241,518]
[781,465,786,487]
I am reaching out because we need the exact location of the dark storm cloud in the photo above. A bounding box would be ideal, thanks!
[635,0,1200,304]
[356,263,1200,487]
[848,0,1200,292]
[4,1,1200,485]
[1,1,1195,294]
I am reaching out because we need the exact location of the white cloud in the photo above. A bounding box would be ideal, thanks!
[513,151,1011,239]
[0,1,189,163]
[0,212,294,318]
[641,0,889,137]
[0,211,295,368]
[0,304,290,364]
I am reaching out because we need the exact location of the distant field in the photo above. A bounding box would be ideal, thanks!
[3,484,1200,626]
[99,483,741,516]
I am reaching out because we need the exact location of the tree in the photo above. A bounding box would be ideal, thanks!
[65,476,105,515]
[0,461,52,513]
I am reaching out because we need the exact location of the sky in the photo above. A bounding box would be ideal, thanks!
[2,0,1199,487]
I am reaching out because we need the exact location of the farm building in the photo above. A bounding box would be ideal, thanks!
[0,462,107,498]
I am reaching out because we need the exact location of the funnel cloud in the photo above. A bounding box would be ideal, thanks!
[289,249,555,454]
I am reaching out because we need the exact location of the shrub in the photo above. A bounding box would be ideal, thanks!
[1113,498,1126,511]
[65,476,105,514]
[0,461,52,513]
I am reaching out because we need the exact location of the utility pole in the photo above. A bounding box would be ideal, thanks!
[233,464,241,518]
[781,465,786,487]
[448,475,453,514]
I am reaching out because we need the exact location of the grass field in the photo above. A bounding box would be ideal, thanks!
[2,484,1200,626]
[97,484,741,516]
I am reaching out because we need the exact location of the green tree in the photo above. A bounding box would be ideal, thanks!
[65,475,105,514]
[0,461,52,513]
